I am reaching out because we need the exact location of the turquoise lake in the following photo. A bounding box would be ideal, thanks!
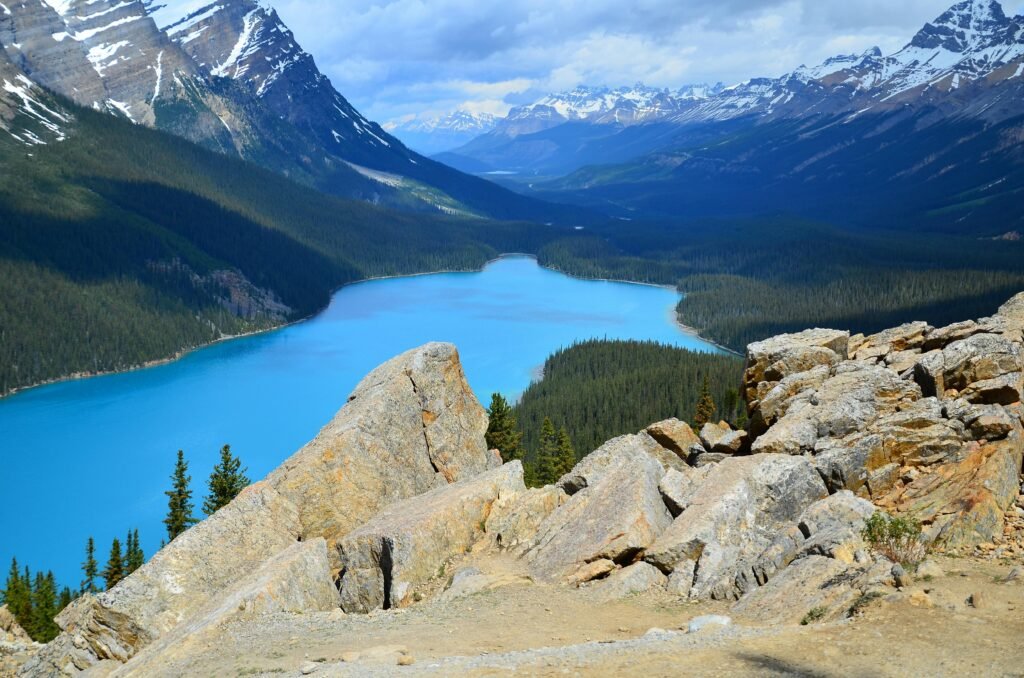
[0,256,720,585]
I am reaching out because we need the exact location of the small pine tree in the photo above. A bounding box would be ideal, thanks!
[126,529,144,573]
[81,537,99,594]
[723,388,740,424]
[58,586,73,612]
[101,539,124,591]
[555,427,577,478]
[694,376,717,428]
[485,393,524,462]
[30,571,59,642]
[535,417,561,486]
[2,558,31,630]
[164,450,197,541]
[203,445,251,516]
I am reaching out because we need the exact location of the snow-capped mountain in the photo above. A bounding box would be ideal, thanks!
[497,83,725,137]
[388,110,498,154]
[0,0,555,220]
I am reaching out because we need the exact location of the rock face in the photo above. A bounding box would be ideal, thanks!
[337,463,524,613]
[1,605,30,644]
[744,296,1024,550]
[644,455,828,600]
[527,438,673,582]
[24,343,493,676]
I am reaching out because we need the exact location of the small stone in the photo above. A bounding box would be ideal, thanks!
[397,654,415,666]
[301,661,319,675]
[340,652,361,663]
[687,615,732,634]
[968,592,985,609]
[1003,566,1023,583]
[908,591,934,608]
[892,564,911,589]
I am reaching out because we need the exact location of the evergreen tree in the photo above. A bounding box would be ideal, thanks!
[30,571,59,642]
[101,538,124,591]
[2,558,31,628]
[126,529,144,573]
[203,445,251,515]
[694,376,717,429]
[58,587,73,612]
[534,418,561,486]
[122,530,134,575]
[555,427,577,478]
[164,450,197,541]
[81,537,99,594]
[722,388,740,425]
[485,393,524,462]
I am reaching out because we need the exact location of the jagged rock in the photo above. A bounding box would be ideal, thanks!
[854,322,931,361]
[658,466,713,517]
[946,401,1016,441]
[110,540,338,677]
[996,292,1024,333]
[756,365,832,428]
[699,422,747,455]
[26,482,303,675]
[870,398,966,467]
[960,372,1023,405]
[941,334,1022,392]
[733,556,863,625]
[268,343,492,554]
[813,434,884,495]
[913,350,946,397]
[527,446,672,582]
[743,328,850,413]
[923,321,983,351]
[751,362,921,456]
[886,349,923,374]
[557,433,684,496]
[590,563,667,600]
[1,605,30,644]
[337,462,525,613]
[644,455,828,600]
[482,485,565,554]
[439,567,532,601]
[644,419,703,459]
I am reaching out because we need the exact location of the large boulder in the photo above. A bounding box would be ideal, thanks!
[644,419,703,459]
[556,433,684,495]
[110,539,338,677]
[27,343,494,675]
[644,455,828,600]
[482,485,566,554]
[941,333,1022,392]
[267,342,493,552]
[1,605,30,644]
[526,442,673,583]
[337,462,525,613]
[733,555,865,625]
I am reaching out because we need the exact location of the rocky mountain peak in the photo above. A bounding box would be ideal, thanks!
[910,0,1012,52]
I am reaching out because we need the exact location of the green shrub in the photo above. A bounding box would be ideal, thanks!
[861,513,927,567]
[800,606,828,625]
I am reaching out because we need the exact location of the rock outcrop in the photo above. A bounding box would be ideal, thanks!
[24,343,493,676]
[1,606,29,645]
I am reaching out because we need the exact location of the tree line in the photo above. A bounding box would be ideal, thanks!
[1,445,250,642]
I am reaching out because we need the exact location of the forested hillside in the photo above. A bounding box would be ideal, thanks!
[513,340,744,460]
[539,219,1024,352]
[0,104,561,395]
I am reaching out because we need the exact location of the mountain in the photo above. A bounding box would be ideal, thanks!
[388,110,499,155]
[437,83,724,176]
[0,0,574,221]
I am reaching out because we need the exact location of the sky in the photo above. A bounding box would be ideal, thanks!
[273,0,1024,127]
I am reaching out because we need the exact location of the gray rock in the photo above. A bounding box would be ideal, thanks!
[591,562,667,601]
[527,447,672,582]
[912,350,946,397]
[996,292,1024,333]
[0,605,30,645]
[337,462,525,612]
[686,615,732,633]
[557,433,685,495]
[644,455,828,600]
[644,419,702,459]
[923,321,983,351]
[699,423,748,455]
[658,467,712,517]
[483,485,565,554]
[813,434,883,494]
[891,563,911,588]
[960,372,1023,405]
[743,328,850,413]
[942,334,1022,392]
[733,555,863,625]
[855,322,932,358]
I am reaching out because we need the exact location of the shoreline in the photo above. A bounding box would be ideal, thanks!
[1,253,736,400]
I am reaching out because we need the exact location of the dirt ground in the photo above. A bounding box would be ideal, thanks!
[127,554,1024,678]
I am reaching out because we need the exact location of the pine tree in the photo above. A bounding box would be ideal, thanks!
[58,586,73,612]
[534,418,561,486]
[164,450,197,541]
[122,530,134,575]
[81,537,99,594]
[30,571,59,642]
[101,538,124,591]
[203,445,251,515]
[555,427,577,479]
[694,376,717,429]
[126,529,144,573]
[485,393,524,462]
[2,558,31,629]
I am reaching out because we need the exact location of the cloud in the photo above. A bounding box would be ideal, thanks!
[270,0,1019,125]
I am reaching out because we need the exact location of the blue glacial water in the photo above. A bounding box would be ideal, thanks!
[0,256,720,585]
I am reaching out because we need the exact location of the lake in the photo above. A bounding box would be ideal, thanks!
[0,256,719,585]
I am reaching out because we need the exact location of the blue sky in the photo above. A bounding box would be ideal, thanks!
[273,0,1024,127]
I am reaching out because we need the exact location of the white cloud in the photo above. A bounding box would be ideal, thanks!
[270,0,1016,125]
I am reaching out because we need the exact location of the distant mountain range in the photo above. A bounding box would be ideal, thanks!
[437,0,1024,188]
[0,0,571,220]
[387,111,499,155]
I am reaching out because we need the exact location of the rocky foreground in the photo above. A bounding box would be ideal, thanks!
[14,295,1024,677]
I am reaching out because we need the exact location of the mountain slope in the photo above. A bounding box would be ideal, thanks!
[0,0,575,221]
[0,76,564,395]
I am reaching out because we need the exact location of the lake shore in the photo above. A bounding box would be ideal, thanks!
[1,254,733,400]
